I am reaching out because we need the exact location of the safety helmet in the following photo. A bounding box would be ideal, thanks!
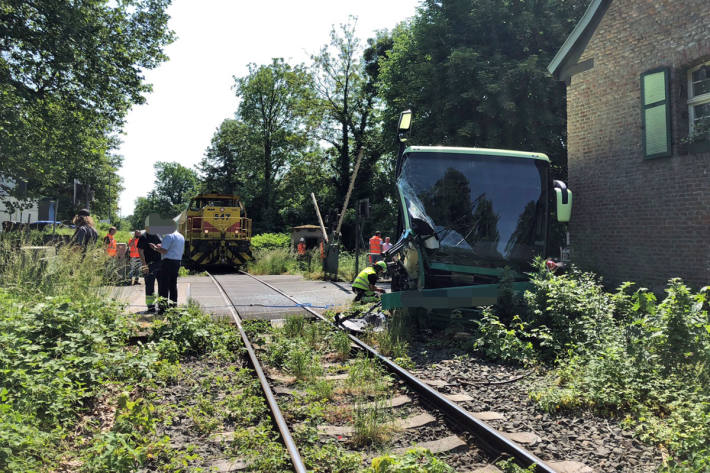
[375,261,387,271]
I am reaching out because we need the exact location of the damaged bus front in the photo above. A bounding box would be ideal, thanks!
[382,113,572,310]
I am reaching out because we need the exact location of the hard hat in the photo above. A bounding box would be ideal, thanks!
[299,237,305,242]
[375,261,387,271]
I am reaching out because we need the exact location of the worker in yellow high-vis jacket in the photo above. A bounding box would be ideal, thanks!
[351,260,387,303]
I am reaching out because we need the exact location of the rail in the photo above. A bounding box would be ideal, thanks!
[207,272,306,473]
[236,269,558,473]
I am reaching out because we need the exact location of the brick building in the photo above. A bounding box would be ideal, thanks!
[548,0,709,290]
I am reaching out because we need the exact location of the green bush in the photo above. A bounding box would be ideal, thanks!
[526,271,710,471]
[250,232,291,251]
[149,304,241,359]
[472,309,536,365]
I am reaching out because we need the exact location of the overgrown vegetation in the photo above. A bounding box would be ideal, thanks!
[467,258,710,472]
[365,448,454,473]
[0,238,295,472]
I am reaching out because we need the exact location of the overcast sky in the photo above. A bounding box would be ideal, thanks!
[117,0,421,216]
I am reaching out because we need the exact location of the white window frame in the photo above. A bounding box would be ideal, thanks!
[687,62,710,136]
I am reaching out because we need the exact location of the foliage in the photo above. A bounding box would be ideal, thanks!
[0,235,250,471]
[472,309,536,365]
[1,0,174,215]
[248,247,299,275]
[365,448,455,473]
[130,161,199,229]
[522,268,710,471]
[149,304,241,359]
[311,17,380,207]
[346,355,392,397]
[352,400,395,447]
[251,232,292,251]
[199,59,316,232]
[377,0,588,179]
[496,458,537,473]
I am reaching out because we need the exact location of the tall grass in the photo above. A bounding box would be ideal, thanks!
[0,239,114,299]
[248,246,360,282]
[247,248,299,275]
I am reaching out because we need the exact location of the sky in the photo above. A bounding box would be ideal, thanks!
[117,0,421,216]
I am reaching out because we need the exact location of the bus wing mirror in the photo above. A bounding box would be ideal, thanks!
[553,180,572,223]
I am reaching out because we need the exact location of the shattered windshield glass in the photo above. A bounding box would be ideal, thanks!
[398,152,548,270]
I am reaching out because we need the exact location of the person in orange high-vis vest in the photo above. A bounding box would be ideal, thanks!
[297,238,306,255]
[369,231,383,264]
[127,230,142,285]
[104,227,117,257]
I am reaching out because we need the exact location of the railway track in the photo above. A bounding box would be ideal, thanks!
[207,270,589,473]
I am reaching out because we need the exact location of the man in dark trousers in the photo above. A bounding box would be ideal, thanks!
[148,217,185,314]
[137,217,162,313]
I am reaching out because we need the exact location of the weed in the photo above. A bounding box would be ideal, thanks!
[302,321,331,350]
[248,247,298,275]
[283,315,307,338]
[301,442,361,472]
[186,395,221,434]
[351,400,395,447]
[285,344,323,380]
[366,448,454,472]
[472,309,536,365]
[307,379,335,401]
[345,355,391,397]
[330,329,352,361]
[496,458,536,473]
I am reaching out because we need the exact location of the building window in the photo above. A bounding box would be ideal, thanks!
[641,67,672,158]
[688,62,710,141]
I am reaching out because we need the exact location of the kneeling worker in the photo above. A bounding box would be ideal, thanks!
[351,260,387,303]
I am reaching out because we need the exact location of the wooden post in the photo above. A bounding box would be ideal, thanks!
[335,149,364,237]
[310,192,328,244]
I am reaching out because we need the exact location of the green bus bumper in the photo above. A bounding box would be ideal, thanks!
[381,282,530,310]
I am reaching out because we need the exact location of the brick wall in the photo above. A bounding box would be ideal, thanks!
[566,0,709,290]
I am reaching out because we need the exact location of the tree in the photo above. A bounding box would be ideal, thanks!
[311,17,380,207]
[378,0,589,178]
[152,161,199,214]
[0,0,174,213]
[129,162,198,229]
[231,59,314,231]
[199,119,262,200]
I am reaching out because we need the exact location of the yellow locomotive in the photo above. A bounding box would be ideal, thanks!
[176,193,253,269]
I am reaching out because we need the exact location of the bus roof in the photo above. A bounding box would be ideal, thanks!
[403,146,550,163]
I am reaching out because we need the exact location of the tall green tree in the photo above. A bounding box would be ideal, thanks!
[198,119,262,200]
[0,0,174,213]
[311,17,380,207]
[378,0,588,178]
[231,59,314,231]
[129,161,198,229]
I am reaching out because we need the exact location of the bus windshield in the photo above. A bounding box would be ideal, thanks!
[398,152,549,271]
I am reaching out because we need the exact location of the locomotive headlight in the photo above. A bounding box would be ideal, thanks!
[204,229,209,234]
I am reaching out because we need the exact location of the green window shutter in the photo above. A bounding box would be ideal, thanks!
[641,68,672,158]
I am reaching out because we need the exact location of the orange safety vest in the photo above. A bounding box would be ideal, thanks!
[128,238,140,258]
[105,234,117,257]
[319,241,325,260]
[297,242,306,255]
[369,236,383,254]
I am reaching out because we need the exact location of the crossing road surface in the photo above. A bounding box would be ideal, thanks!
[188,273,355,320]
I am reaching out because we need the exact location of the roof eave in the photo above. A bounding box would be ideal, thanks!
[547,0,608,79]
